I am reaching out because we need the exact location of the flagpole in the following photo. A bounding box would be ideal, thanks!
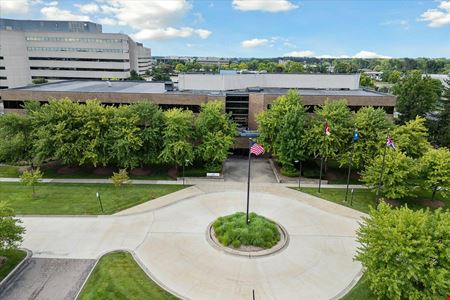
[345,129,357,202]
[246,138,252,225]
[376,128,389,203]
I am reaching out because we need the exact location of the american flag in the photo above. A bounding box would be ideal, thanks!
[387,134,395,148]
[250,142,265,156]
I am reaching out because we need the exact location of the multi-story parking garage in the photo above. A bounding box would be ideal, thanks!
[0,18,151,89]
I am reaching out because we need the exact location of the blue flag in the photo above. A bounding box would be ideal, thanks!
[353,129,359,142]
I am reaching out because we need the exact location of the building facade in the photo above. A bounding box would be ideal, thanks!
[0,18,151,89]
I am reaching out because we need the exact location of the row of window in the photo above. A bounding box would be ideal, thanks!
[31,67,130,72]
[0,86,8,89]
[0,66,5,70]
[26,36,126,44]
[29,57,130,63]
[27,47,127,53]
[31,76,108,80]
[0,76,7,80]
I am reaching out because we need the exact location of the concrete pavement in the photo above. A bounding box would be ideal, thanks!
[19,182,365,299]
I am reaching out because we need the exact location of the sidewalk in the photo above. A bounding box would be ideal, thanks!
[0,177,368,189]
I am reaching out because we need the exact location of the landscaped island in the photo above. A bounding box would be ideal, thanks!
[212,212,280,249]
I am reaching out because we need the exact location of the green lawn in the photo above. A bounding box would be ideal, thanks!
[297,187,449,214]
[0,248,27,281]
[0,182,186,215]
[341,274,376,300]
[77,251,178,300]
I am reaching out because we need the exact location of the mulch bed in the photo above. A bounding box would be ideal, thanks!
[93,166,117,175]
[129,167,152,176]
[57,166,83,175]
[167,167,178,179]
[417,199,446,208]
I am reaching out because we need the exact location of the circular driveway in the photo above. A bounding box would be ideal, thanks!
[135,191,362,300]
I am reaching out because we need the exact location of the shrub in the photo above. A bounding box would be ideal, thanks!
[212,212,280,249]
[32,77,48,84]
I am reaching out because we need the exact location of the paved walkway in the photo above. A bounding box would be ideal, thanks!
[0,258,95,300]
[20,182,365,299]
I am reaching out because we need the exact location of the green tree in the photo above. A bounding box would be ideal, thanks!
[128,102,164,166]
[20,168,43,198]
[420,148,450,201]
[0,113,32,163]
[393,70,443,123]
[392,116,431,159]
[340,107,393,170]
[129,70,144,80]
[359,73,375,88]
[285,61,304,73]
[195,101,237,170]
[0,204,25,250]
[388,70,401,83]
[334,60,358,73]
[159,108,194,168]
[361,149,415,199]
[305,99,353,165]
[356,203,450,300]
[32,77,48,84]
[151,67,171,81]
[175,63,187,73]
[273,99,308,172]
[433,79,450,147]
[257,90,304,154]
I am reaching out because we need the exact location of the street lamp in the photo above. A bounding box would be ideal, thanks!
[183,159,190,185]
[294,160,302,189]
[96,191,104,213]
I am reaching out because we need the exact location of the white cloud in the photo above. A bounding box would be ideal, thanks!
[232,0,298,12]
[420,1,450,27]
[98,17,116,26]
[353,50,391,59]
[1,0,29,14]
[241,38,269,48]
[381,19,410,29]
[46,1,58,6]
[283,50,315,57]
[132,27,211,40]
[97,0,211,40]
[75,3,99,14]
[40,6,90,21]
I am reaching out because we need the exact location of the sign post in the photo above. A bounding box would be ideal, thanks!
[96,191,104,213]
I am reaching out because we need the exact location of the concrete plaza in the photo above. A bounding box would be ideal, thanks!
[19,180,364,300]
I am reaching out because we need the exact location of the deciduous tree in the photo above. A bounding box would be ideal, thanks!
[420,147,450,201]
[392,116,431,159]
[0,204,25,250]
[356,203,450,300]
[20,168,43,198]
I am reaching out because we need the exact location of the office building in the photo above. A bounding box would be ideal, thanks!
[0,18,151,89]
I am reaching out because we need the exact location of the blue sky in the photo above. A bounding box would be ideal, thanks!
[1,0,450,58]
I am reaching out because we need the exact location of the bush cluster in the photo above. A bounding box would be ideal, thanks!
[212,212,280,249]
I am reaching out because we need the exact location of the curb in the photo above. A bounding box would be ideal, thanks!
[0,248,32,294]
[268,159,282,183]
[73,255,101,300]
[330,268,365,300]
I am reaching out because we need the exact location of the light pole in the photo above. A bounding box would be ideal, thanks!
[294,160,301,189]
[96,191,104,213]
[183,159,189,185]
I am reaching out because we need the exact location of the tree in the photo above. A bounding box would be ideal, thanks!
[305,99,353,166]
[128,102,164,166]
[273,98,308,172]
[388,70,401,83]
[20,168,43,198]
[420,148,450,201]
[0,113,33,164]
[175,63,187,73]
[129,70,144,80]
[393,70,443,123]
[359,73,375,88]
[392,116,431,159]
[361,149,415,199]
[150,67,171,81]
[340,107,393,170]
[111,169,130,188]
[285,61,304,73]
[433,79,450,147]
[159,108,194,168]
[0,204,25,250]
[356,203,450,300]
[195,101,237,170]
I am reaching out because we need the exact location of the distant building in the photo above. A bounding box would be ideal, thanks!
[364,71,383,81]
[0,18,151,89]
[154,56,231,66]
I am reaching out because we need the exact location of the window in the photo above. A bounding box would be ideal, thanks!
[27,47,126,53]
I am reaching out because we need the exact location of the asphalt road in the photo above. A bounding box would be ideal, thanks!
[0,257,95,300]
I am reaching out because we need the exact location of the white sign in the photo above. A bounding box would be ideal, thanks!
[207,173,221,177]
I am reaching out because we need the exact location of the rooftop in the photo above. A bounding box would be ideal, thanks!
[7,80,391,97]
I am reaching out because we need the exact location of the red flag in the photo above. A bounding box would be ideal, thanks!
[250,142,265,156]
[325,121,331,136]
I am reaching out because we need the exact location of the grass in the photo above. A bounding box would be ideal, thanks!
[0,248,27,281]
[0,182,186,215]
[341,274,376,300]
[77,251,177,300]
[213,212,280,248]
[297,187,449,214]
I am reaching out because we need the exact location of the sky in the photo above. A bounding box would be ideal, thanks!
[1,0,450,58]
